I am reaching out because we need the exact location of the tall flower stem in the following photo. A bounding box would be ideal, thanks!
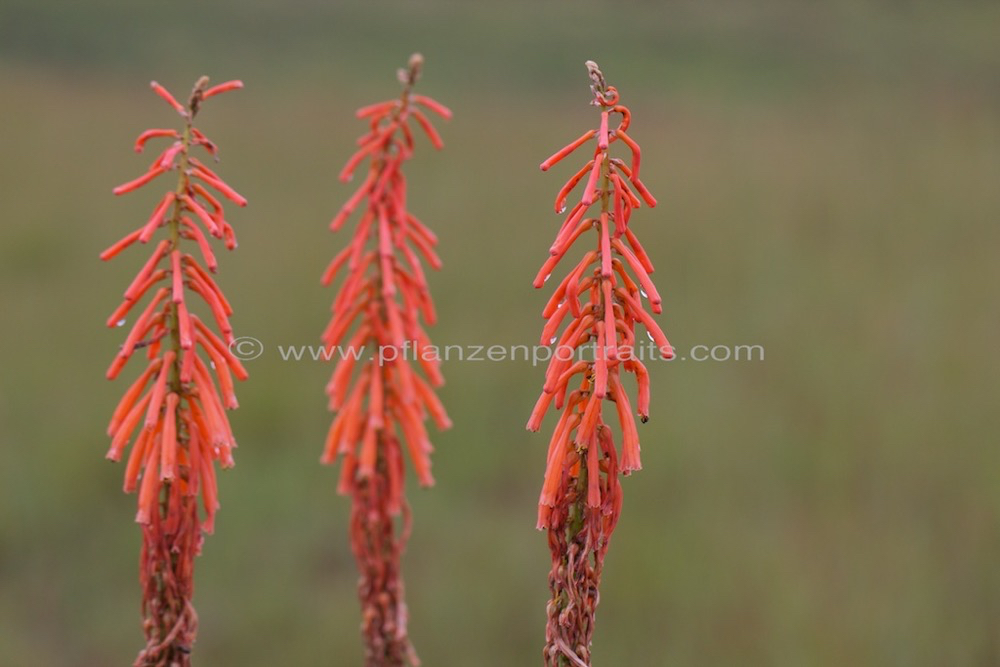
[320,54,451,667]
[103,76,246,666]
[529,61,671,667]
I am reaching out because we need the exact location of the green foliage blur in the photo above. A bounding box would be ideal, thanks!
[1,1,998,664]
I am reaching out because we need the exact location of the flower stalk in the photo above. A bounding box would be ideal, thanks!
[321,54,451,667]
[529,61,671,667]
[103,76,246,666]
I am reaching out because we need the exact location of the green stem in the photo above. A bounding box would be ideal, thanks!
[556,110,614,667]
[166,118,191,395]
[352,63,419,666]
[151,105,195,661]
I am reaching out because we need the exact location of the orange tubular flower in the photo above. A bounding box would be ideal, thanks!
[528,62,671,667]
[321,54,451,667]
[103,76,246,667]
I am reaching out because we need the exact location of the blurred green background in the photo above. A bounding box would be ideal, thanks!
[1,1,999,665]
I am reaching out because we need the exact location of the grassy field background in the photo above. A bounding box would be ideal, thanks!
[1,1,999,665]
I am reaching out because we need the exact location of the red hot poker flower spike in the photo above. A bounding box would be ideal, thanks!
[103,76,246,667]
[321,53,451,667]
[529,61,672,667]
